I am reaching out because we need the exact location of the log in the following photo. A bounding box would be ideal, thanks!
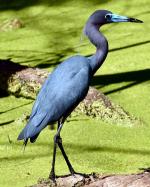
[0,59,140,126]
[30,171,150,187]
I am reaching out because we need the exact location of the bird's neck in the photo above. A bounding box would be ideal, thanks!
[85,23,108,75]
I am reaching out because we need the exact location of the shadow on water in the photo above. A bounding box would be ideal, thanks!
[36,60,60,69]
[1,141,150,161]
[0,59,27,98]
[86,40,150,59]
[34,47,77,69]
[70,143,150,156]
[0,120,14,126]
[92,69,150,85]
[0,0,38,10]
[0,0,112,10]
[0,89,9,98]
[24,40,150,69]
[109,40,150,53]
[91,69,150,94]
[0,152,49,162]
[0,101,32,114]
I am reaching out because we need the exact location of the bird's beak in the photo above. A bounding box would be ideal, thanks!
[106,13,143,23]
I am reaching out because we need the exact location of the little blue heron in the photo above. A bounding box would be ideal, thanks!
[18,10,142,180]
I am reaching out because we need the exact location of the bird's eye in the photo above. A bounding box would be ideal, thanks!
[105,14,112,20]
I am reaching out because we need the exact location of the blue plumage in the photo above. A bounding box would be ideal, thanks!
[17,10,142,180]
[18,55,92,142]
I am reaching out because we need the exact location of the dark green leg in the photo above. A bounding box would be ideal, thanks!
[49,121,63,181]
[57,136,75,175]
[49,121,87,181]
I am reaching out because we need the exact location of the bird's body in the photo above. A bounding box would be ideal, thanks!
[18,55,92,142]
[18,9,142,180]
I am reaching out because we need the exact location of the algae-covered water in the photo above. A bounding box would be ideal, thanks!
[0,0,150,186]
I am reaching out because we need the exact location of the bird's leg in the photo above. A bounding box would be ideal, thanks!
[57,122,89,178]
[49,120,87,180]
[57,136,75,175]
[49,140,57,181]
[57,135,89,178]
[49,121,63,181]
[52,120,75,175]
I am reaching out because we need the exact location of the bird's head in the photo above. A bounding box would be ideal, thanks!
[88,10,143,26]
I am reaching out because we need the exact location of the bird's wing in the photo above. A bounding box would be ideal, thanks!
[31,56,91,120]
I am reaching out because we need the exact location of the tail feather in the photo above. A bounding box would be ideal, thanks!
[23,138,28,146]
[30,133,40,143]
[18,113,48,143]
[18,127,26,140]
[17,123,40,143]
[22,138,28,152]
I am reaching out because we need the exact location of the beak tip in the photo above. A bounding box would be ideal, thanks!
[129,18,143,23]
[137,20,143,23]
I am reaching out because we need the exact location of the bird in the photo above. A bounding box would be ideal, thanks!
[18,10,143,181]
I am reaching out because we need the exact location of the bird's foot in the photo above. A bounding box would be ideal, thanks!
[49,171,56,182]
[71,170,89,178]
[139,167,150,173]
